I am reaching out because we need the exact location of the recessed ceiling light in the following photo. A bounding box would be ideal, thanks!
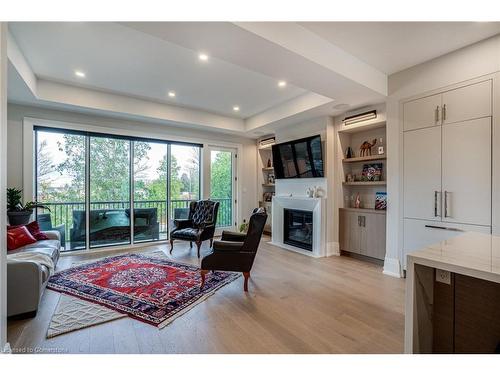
[278,80,287,88]
[233,106,240,112]
[75,70,86,78]
[168,91,176,98]
[198,53,209,61]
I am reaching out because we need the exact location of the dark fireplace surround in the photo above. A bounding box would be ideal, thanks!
[283,208,313,251]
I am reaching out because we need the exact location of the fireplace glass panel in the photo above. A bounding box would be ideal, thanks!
[283,209,313,251]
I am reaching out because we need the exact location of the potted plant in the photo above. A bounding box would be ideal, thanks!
[6,188,50,226]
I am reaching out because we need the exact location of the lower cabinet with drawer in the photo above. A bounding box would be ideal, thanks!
[339,208,386,261]
[403,218,491,269]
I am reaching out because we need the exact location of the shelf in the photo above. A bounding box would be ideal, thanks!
[342,155,386,163]
[342,181,386,186]
[262,183,275,187]
[340,207,386,215]
[262,167,274,171]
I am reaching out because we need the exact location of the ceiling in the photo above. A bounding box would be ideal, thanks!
[300,22,500,74]
[8,22,306,119]
[7,22,500,136]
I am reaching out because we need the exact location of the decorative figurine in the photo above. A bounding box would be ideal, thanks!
[354,193,361,209]
[267,158,272,168]
[345,146,354,159]
[377,137,385,155]
[359,139,377,156]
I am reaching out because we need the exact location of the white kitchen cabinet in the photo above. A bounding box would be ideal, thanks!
[403,93,442,131]
[403,126,442,221]
[442,117,491,226]
[442,80,491,125]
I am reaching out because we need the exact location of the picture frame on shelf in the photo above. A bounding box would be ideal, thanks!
[375,192,387,210]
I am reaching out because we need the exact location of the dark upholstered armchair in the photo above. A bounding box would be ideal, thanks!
[200,208,267,292]
[170,200,220,258]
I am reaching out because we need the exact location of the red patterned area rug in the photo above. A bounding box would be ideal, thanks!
[47,253,240,328]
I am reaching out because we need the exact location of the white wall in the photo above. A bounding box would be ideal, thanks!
[385,34,500,277]
[6,103,258,226]
[0,23,8,352]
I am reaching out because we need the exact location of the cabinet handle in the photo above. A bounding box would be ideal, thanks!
[435,106,439,123]
[434,191,438,217]
[442,104,446,121]
[425,224,464,232]
[444,191,449,218]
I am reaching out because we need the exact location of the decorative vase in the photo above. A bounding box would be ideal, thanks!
[7,210,33,225]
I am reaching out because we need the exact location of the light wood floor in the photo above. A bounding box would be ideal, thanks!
[7,237,406,353]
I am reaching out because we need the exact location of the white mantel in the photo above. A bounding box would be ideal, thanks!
[270,195,327,257]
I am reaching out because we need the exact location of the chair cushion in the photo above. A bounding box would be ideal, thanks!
[171,228,200,241]
[213,240,244,252]
[192,201,216,225]
[7,226,37,251]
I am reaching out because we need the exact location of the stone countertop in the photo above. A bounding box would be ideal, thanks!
[407,231,500,284]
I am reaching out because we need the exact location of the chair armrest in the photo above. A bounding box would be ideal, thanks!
[43,230,61,241]
[213,240,244,252]
[173,219,193,230]
[221,230,247,242]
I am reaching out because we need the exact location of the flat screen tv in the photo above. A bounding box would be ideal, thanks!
[272,135,324,179]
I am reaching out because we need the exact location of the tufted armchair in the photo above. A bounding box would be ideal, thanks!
[169,200,220,258]
[200,207,267,292]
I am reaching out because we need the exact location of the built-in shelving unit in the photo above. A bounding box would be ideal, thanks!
[257,136,276,234]
[337,105,388,263]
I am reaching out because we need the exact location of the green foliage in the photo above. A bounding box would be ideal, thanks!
[6,187,50,212]
[210,151,232,199]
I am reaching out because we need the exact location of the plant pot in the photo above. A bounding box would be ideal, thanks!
[7,210,33,226]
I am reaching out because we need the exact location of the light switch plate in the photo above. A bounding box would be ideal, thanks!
[436,269,451,285]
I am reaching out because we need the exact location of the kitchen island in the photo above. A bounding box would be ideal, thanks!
[405,232,500,353]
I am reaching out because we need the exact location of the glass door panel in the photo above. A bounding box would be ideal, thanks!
[35,130,86,251]
[89,137,131,248]
[133,141,167,242]
[210,149,235,228]
[169,144,201,228]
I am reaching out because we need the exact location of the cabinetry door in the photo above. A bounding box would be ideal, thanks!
[442,80,491,124]
[404,126,442,221]
[360,213,386,260]
[339,210,361,254]
[442,117,491,226]
[403,93,442,131]
[339,209,349,251]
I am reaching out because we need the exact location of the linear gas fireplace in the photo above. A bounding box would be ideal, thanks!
[283,208,313,251]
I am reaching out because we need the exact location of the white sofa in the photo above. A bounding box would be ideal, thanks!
[7,230,61,318]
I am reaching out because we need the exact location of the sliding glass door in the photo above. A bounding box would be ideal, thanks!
[89,136,131,248]
[34,126,202,252]
[133,141,168,242]
[209,147,236,229]
[35,130,87,250]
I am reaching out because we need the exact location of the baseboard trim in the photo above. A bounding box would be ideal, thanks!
[326,241,340,257]
[383,257,402,278]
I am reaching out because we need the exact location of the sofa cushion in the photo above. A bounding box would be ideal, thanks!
[13,245,60,264]
[7,226,37,251]
[8,221,50,241]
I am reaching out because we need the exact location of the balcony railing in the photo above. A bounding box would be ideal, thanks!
[37,198,232,250]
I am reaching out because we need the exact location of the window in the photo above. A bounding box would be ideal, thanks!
[34,126,202,251]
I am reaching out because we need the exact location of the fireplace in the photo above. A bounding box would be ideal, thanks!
[283,209,313,251]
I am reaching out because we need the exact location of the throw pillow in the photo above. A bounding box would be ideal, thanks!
[8,221,49,241]
[7,226,37,251]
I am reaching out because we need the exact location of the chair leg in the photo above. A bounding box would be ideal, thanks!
[195,241,202,258]
[200,269,209,290]
[169,239,174,254]
[209,238,213,247]
[243,272,250,292]
[190,241,193,248]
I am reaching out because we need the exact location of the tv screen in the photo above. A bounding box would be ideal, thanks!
[272,135,324,179]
